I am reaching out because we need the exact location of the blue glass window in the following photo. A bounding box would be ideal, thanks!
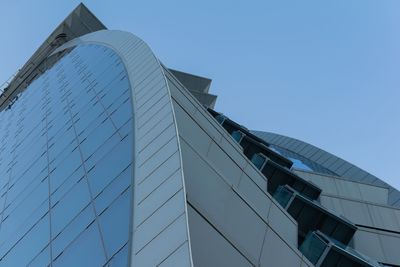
[0,44,134,266]
[273,185,294,208]
[289,157,314,172]
[109,244,129,267]
[51,178,91,235]
[251,153,267,170]
[299,231,327,265]
[231,130,245,143]
[99,189,131,257]
[52,205,95,259]
[53,223,106,267]
[0,215,50,266]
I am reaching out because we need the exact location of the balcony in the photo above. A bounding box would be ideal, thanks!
[211,112,293,169]
[209,109,321,200]
[299,231,382,267]
[273,185,357,245]
[251,153,321,200]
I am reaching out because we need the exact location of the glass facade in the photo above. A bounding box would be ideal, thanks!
[0,44,133,266]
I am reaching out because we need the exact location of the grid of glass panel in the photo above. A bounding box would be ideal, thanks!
[0,44,133,266]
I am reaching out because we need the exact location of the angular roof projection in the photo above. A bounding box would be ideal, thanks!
[168,69,217,108]
[1,3,399,267]
[169,69,212,94]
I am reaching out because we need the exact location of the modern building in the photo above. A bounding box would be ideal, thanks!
[0,3,399,267]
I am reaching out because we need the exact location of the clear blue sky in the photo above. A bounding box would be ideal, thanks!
[1,0,399,189]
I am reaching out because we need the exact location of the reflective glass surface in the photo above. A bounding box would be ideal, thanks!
[0,44,133,266]
[269,145,336,175]
[251,153,266,170]
[289,158,313,172]
[273,185,293,208]
[215,114,226,124]
[230,130,244,143]
[299,231,328,265]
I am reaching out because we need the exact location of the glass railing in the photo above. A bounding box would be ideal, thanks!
[251,153,267,170]
[325,233,382,267]
[231,130,245,143]
[299,231,328,265]
[273,185,294,208]
[274,185,356,245]
[215,114,226,124]
[300,231,382,267]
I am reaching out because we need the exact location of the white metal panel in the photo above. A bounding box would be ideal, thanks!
[158,242,192,267]
[136,171,183,225]
[172,102,213,156]
[173,75,303,265]
[259,228,302,267]
[187,206,253,267]
[352,229,387,263]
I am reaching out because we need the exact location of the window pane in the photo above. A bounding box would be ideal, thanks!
[251,153,266,170]
[53,223,106,267]
[94,165,131,214]
[299,232,327,265]
[52,204,95,259]
[99,189,131,257]
[109,243,129,267]
[0,215,50,266]
[51,178,91,235]
[87,135,132,197]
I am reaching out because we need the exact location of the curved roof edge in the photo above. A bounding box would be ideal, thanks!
[54,30,194,266]
[252,130,400,207]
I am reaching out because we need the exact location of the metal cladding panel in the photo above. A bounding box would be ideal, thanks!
[354,227,400,266]
[352,229,387,263]
[165,68,217,108]
[293,170,389,205]
[259,228,302,267]
[53,30,193,267]
[168,68,313,266]
[187,206,253,267]
[168,69,212,94]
